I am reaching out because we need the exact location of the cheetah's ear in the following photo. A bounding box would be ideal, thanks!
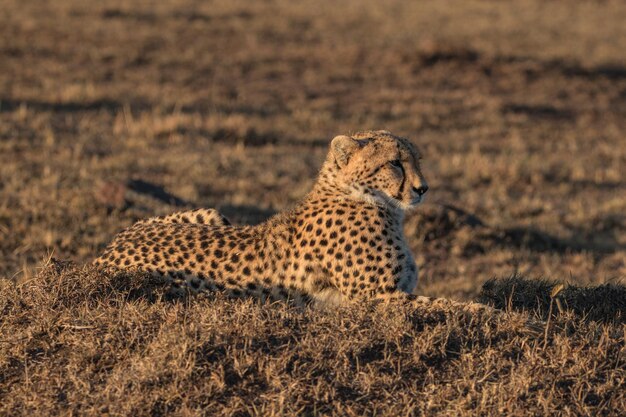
[331,135,361,167]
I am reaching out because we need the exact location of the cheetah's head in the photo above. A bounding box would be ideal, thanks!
[325,130,428,211]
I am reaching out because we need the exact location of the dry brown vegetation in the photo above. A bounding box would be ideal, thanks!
[1,262,624,416]
[1,0,625,415]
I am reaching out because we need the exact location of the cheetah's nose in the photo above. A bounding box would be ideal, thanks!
[413,185,429,196]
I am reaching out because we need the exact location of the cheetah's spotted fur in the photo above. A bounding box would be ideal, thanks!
[133,208,231,227]
[95,131,497,314]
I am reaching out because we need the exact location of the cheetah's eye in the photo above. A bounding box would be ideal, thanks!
[389,159,402,168]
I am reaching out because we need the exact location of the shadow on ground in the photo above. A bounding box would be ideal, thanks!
[479,275,626,323]
[408,203,625,256]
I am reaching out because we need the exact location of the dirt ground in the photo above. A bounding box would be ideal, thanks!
[1,0,625,415]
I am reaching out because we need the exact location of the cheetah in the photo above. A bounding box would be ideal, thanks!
[94,131,496,314]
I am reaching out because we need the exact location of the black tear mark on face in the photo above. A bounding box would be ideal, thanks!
[394,144,406,200]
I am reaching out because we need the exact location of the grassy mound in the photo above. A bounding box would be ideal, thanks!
[1,263,624,416]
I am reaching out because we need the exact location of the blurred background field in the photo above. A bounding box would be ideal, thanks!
[1,0,624,298]
[1,1,626,415]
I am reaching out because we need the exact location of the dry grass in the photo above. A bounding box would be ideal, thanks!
[1,0,625,415]
[1,262,624,416]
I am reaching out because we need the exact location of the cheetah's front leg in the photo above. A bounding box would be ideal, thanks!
[380,291,499,316]
[377,291,544,335]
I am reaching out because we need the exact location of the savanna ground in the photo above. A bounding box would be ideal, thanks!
[1,0,625,415]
